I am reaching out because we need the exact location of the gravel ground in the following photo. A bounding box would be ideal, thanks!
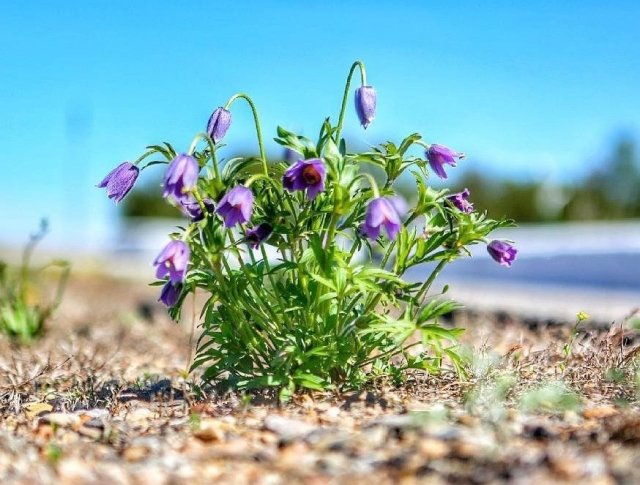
[1,274,639,484]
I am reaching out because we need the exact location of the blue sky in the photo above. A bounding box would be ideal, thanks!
[1,1,639,248]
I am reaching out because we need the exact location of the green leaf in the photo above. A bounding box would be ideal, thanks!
[398,133,422,156]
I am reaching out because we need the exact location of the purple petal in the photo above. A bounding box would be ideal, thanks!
[360,222,381,240]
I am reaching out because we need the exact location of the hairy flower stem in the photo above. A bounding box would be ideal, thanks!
[204,135,222,181]
[133,147,167,167]
[225,93,269,176]
[189,188,209,217]
[334,60,367,144]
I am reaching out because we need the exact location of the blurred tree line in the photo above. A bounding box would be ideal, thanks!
[456,137,639,223]
[122,137,639,223]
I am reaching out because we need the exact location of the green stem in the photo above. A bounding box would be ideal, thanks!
[360,341,422,368]
[190,188,208,217]
[133,147,165,166]
[334,60,367,143]
[358,173,381,198]
[324,212,339,251]
[204,134,221,181]
[225,93,269,176]
[413,258,449,311]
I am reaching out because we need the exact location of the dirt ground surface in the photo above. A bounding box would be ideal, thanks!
[1,274,639,484]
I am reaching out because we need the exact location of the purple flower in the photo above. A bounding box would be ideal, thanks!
[163,153,199,203]
[426,144,464,180]
[96,162,139,203]
[487,240,517,267]
[154,240,190,283]
[180,196,215,222]
[245,223,273,249]
[206,107,232,143]
[159,282,182,307]
[361,198,402,240]
[355,86,376,129]
[446,188,474,213]
[216,186,254,227]
[283,158,326,200]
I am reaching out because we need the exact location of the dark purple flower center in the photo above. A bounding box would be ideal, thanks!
[302,165,322,185]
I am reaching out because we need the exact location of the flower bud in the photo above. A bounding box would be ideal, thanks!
[206,107,232,143]
[96,162,139,204]
[355,86,376,129]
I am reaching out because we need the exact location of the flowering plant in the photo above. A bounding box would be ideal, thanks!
[99,61,516,398]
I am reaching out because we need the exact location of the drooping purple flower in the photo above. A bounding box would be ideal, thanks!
[426,144,464,180]
[206,107,232,143]
[282,158,326,200]
[487,240,517,267]
[180,196,215,222]
[361,198,402,240]
[96,162,139,203]
[355,86,376,129]
[446,188,474,213]
[159,281,182,307]
[154,240,190,283]
[216,186,254,227]
[163,153,199,203]
[245,223,273,249]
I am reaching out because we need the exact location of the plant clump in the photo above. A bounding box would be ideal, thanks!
[98,61,516,398]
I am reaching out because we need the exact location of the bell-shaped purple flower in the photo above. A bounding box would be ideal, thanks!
[426,144,464,180]
[96,162,139,203]
[361,197,402,240]
[216,186,254,227]
[245,223,273,249]
[283,158,326,200]
[180,196,215,222]
[447,188,474,213]
[163,153,199,203]
[159,281,182,308]
[487,240,517,267]
[154,240,190,284]
[355,86,376,129]
[206,107,232,143]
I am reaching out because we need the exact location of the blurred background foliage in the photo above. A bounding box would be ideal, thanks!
[122,136,639,224]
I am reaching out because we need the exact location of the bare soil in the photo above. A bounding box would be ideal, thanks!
[1,274,639,484]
